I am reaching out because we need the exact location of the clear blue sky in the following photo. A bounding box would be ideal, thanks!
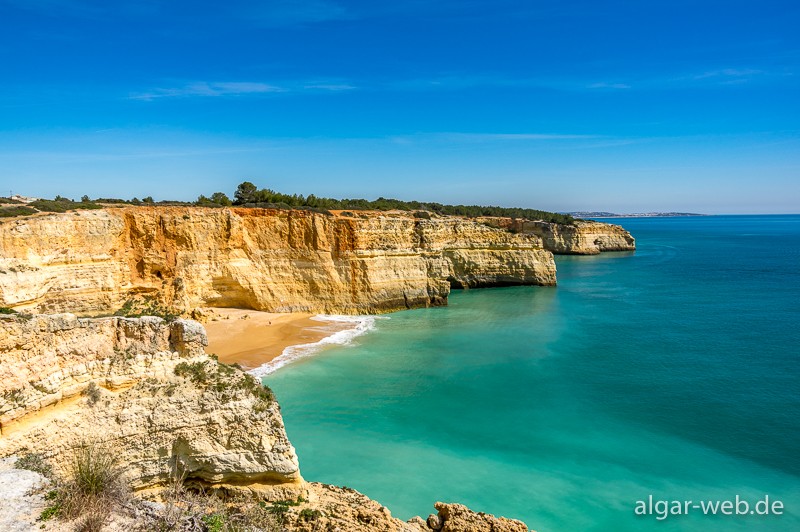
[1,0,798,213]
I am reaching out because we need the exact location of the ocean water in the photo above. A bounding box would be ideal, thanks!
[264,215,800,531]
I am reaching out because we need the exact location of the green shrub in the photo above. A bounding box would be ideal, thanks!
[83,382,102,406]
[0,206,37,217]
[44,443,129,531]
[15,452,53,478]
[69,444,122,497]
[174,360,275,412]
[174,361,210,385]
[265,498,303,523]
[39,502,61,521]
[299,508,322,522]
[3,388,25,407]
[29,198,102,213]
[221,182,575,224]
[202,512,226,532]
[114,298,179,322]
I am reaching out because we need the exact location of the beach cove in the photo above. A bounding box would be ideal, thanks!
[205,308,376,375]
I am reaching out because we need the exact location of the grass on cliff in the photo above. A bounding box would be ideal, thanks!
[0,306,32,319]
[173,360,274,413]
[154,467,281,532]
[114,298,179,322]
[15,451,53,478]
[0,205,37,217]
[39,444,129,532]
[33,448,285,531]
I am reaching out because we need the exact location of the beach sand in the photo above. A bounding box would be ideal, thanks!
[204,308,334,370]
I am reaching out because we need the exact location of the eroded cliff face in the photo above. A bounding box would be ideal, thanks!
[0,207,556,315]
[0,314,303,496]
[517,219,635,255]
[478,217,635,255]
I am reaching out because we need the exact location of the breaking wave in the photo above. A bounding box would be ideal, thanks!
[248,315,379,377]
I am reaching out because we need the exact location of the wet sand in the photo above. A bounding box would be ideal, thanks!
[204,308,332,370]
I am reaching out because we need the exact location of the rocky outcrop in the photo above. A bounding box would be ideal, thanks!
[0,314,303,496]
[0,313,205,424]
[422,502,529,532]
[276,484,531,532]
[478,217,635,255]
[517,220,635,255]
[0,207,556,315]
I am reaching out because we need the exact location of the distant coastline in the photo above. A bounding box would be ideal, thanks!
[568,211,705,218]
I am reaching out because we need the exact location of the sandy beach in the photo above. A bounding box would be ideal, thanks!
[204,308,335,370]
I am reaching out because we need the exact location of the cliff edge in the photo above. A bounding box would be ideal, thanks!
[0,207,557,315]
[0,313,302,497]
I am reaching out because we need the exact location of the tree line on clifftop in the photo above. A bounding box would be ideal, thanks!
[0,182,574,225]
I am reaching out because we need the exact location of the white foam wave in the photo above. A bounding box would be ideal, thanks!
[248,315,379,377]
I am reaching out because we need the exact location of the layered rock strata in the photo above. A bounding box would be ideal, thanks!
[477,217,635,255]
[517,219,635,255]
[0,314,302,496]
[0,207,556,315]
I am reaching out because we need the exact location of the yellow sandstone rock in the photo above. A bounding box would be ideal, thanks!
[0,314,303,497]
[0,207,558,315]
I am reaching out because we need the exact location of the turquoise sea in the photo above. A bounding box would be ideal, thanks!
[265,215,800,531]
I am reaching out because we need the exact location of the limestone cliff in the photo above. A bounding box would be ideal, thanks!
[0,314,303,496]
[518,219,635,255]
[0,207,556,315]
[478,217,635,255]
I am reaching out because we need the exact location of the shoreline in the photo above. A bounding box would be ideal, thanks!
[203,308,375,376]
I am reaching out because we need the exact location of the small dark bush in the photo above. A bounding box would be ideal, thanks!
[174,361,209,385]
[29,198,102,213]
[0,206,37,217]
[70,445,123,497]
[15,452,53,478]
[39,502,61,521]
[114,298,179,322]
[44,443,129,531]
[299,508,322,522]
[266,498,303,523]
[3,388,25,407]
[83,382,101,406]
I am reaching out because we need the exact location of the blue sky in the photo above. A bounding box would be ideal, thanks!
[0,0,798,213]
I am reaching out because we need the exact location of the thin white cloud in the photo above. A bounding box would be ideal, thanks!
[387,66,790,93]
[440,132,599,141]
[387,132,601,144]
[130,79,360,100]
[130,81,285,100]
[587,82,631,89]
[302,83,357,91]
[693,68,763,80]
